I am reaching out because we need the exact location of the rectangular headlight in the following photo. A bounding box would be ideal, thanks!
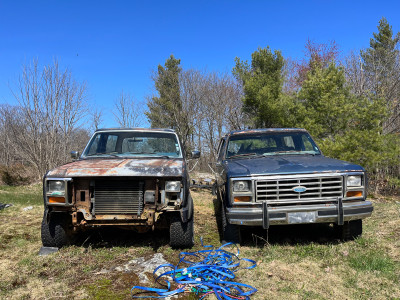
[233,180,250,192]
[47,180,66,196]
[165,181,181,192]
[347,176,362,187]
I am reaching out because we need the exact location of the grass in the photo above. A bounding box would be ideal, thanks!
[0,185,399,299]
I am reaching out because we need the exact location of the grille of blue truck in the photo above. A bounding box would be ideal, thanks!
[94,180,144,215]
[256,176,343,204]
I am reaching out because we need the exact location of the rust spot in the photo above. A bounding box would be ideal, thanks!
[47,158,184,178]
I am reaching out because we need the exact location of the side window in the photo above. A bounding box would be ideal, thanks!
[217,139,226,161]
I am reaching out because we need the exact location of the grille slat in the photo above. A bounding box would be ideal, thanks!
[256,176,343,203]
[94,180,144,215]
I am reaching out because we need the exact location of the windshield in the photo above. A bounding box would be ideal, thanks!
[226,132,321,158]
[82,131,182,158]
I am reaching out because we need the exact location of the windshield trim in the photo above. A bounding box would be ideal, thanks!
[225,132,322,159]
[80,131,183,159]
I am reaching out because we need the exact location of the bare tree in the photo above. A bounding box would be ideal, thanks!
[113,91,143,128]
[344,51,369,97]
[178,70,245,165]
[5,59,88,178]
[89,107,104,132]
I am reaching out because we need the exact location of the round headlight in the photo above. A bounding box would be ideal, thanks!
[347,176,362,187]
[233,180,250,192]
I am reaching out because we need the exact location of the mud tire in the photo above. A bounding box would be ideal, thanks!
[41,213,74,248]
[41,212,56,247]
[339,219,362,241]
[169,214,194,249]
[221,204,241,244]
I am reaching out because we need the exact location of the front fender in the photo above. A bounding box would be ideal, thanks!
[179,194,193,222]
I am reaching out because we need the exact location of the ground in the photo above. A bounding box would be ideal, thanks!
[0,184,399,299]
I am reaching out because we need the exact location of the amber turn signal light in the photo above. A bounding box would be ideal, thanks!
[346,191,362,198]
[49,197,66,204]
[234,196,251,202]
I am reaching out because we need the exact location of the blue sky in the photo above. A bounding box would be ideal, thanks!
[1,0,400,128]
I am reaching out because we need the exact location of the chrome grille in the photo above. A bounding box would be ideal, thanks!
[94,180,144,215]
[256,176,343,204]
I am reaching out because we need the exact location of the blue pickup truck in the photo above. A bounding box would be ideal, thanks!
[214,128,373,242]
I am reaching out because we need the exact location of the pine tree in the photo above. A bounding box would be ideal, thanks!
[146,55,192,150]
[361,17,400,133]
[361,17,400,100]
[233,47,293,128]
[146,55,182,129]
[297,62,397,173]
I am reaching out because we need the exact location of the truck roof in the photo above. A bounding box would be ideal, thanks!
[226,128,308,137]
[95,128,176,133]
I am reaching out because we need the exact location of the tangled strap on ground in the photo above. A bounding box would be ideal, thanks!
[131,240,257,299]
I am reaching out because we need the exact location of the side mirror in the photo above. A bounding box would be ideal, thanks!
[70,151,79,160]
[190,151,201,159]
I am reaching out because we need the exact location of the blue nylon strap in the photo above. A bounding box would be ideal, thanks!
[131,240,258,299]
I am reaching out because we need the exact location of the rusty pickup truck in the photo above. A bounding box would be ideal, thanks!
[41,128,199,248]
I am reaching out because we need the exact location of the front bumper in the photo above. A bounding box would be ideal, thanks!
[226,200,373,228]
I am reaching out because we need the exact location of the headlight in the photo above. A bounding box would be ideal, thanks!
[347,176,362,187]
[165,181,181,192]
[233,180,250,192]
[48,180,65,196]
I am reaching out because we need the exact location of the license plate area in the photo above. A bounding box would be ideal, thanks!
[288,211,316,224]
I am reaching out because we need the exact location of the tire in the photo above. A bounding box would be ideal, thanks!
[169,213,194,249]
[41,212,56,247]
[41,213,74,248]
[221,203,240,244]
[339,219,362,241]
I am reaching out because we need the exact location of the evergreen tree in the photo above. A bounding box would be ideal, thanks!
[297,62,398,172]
[146,55,193,150]
[361,17,400,101]
[146,55,182,129]
[233,47,294,128]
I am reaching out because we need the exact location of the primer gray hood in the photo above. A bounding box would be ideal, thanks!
[46,158,184,178]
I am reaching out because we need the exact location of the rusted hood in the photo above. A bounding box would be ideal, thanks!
[47,158,184,178]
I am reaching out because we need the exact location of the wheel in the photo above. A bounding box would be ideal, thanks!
[41,212,56,247]
[221,203,240,244]
[41,213,75,248]
[169,213,194,249]
[339,219,362,241]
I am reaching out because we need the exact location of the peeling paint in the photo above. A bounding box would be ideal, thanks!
[47,158,184,178]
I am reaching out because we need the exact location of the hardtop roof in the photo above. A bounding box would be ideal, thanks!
[225,128,308,138]
[95,128,176,133]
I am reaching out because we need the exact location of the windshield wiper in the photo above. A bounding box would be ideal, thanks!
[124,152,171,158]
[229,153,258,159]
[85,153,120,158]
[268,151,316,156]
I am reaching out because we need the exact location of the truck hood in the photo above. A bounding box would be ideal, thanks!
[226,155,364,177]
[46,158,184,178]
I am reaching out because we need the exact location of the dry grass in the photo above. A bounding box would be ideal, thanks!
[0,185,399,299]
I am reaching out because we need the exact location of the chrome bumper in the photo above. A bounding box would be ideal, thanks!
[226,200,373,228]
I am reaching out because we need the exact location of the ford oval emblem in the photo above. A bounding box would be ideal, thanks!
[293,186,307,193]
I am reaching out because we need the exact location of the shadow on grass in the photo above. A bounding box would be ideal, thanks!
[212,197,341,247]
[74,227,170,251]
